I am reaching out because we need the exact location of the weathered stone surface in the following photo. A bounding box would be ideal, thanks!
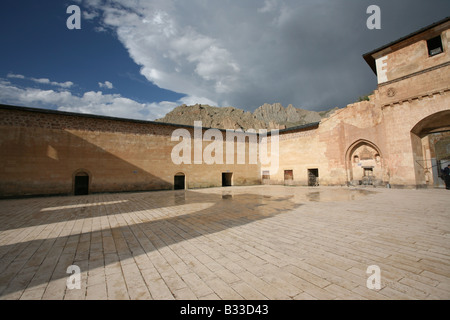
[1,186,449,300]
[262,20,450,188]
[0,106,261,197]
[157,103,336,130]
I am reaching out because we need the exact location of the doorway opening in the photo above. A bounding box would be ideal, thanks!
[74,172,89,196]
[308,169,319,187]
[410,110,450,188]
[222,172,233,187]
[284,170,294,185]
[174,173,186,190]
[362,167,374,185]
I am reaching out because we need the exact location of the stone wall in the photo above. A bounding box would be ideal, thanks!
[0,106,260,197]
[262,81,449,189]
[1,20,449,197]
[260,97,386,187]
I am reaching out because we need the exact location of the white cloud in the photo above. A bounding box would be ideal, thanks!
[94,26,107,32]
[83,10,99,20]
[30,77,51,84]
[9,0,428,116]
[72,1,315,110]
[178,95,218,108]
[7,73,73,88]
[147,100,179,119]
[258,0,280,13]
[99,81,114,89]
[89,2,241,107]
[1,72,220,121]
[0,78,11,86]
[0,81,176,121]
[30,77,74,88]
[75,0,390,111]
[7,73,25,79]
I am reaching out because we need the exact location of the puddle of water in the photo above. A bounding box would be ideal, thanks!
[168,187,375,220]
[305,189,375,202]
[215,189,372,206]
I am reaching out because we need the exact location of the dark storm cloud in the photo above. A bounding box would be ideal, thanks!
[224,0,450,111]
[28,0,450,117]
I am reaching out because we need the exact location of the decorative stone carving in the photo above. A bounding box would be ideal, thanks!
[387,87,396,97]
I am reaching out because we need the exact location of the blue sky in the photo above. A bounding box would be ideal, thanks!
[0,0,185,120]
[0,0,449,121]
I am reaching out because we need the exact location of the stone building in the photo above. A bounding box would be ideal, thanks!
[262,16,450,189]
[0,17,449,198]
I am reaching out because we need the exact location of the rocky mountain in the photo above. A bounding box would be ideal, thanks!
[156,103,339,130]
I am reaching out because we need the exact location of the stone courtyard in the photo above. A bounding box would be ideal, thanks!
[0,185,449,300]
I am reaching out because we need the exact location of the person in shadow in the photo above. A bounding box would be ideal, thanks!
[441,164,450,190]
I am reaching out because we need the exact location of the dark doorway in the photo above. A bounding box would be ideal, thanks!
[222,172,233,187]
[74,174,89,195]
[174,174,186,190]
[362,167,374,185]
[308,169,319,187]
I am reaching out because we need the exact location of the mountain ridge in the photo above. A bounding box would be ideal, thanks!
[156,103,339,130]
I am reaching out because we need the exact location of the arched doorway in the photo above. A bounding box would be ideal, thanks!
[410,110,450,188]
[73,171,90,195]
[174,172,186,190]
[346,140,384,186]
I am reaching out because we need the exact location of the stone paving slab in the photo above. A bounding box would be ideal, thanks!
[0,186,449,300]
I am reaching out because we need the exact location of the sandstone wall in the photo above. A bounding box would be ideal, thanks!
[261,125,327,186]
[0,107,260,197]
[376,39,450,187]
[262,78,449,189]
[2,22,449,196]
[379,91,450,187]
[262,98,389,187]
[374,23,450,84]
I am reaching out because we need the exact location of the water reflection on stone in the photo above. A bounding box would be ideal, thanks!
[304,188,375,202]
[168,187,376,219]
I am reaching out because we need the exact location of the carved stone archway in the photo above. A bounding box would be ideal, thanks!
[345,140,385,186]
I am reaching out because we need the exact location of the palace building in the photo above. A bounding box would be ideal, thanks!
[1,17,449,198]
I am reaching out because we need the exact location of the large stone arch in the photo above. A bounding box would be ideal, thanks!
[345,139,385,186]
[410,110,450,188]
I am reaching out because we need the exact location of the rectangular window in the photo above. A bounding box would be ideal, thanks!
[427,35,443,57]
[262,170,270,180]
[284,170,294,181]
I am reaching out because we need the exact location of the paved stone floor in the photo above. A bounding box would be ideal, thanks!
[0,185,449,300]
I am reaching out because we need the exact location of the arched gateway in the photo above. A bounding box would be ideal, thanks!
[410,110,450,188]
[346,140,385,186]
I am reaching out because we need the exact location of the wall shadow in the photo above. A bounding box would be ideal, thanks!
[0,190,302,298]
[0,111,173,198]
